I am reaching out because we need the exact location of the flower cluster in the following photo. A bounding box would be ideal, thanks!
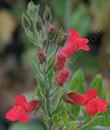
[6,95,40,123]
[55,29,89,86]
[66,88,108,116]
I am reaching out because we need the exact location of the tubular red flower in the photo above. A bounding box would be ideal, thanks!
[55,52,67,70]
[5,95,40,123]
[55,67,70,86]
[59,29,89,57]
[66,88,108,116]
[86,97,108,116]
[67,92,85,105]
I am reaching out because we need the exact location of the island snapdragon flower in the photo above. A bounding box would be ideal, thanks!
[55,29,89,70]
[66,88,108,116]
[60,29,89,57]
[5,95,40,123]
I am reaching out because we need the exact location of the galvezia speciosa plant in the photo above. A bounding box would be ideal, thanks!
[5,2,109,130]
[6,95,40,123]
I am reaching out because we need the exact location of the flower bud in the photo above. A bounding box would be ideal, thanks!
[57,33,68,47]
[49,25,57,33]
[36,16,42,31]
[55,52,67,70]
[43,6,52,21]
[55,67,70,86]
[37,51,46,63]
[48,24,57,39]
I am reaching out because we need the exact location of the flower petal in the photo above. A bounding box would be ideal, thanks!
[86,98,98,116]
[18,113,29,123]
[67,92,85,105]
[78,38,89,51]
[96,97,108,113]
[68,29,80,38]
[85,88,98,103]
[15,95,30,112]
[5,106,24,122]
[15,95,27,106]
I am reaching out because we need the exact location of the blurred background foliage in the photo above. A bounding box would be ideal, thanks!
[0,0,110,130]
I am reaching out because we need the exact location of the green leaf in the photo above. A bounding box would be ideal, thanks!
[66,104,80,120]
[90,74,104,98]
[22,14,31,29]
[99,106,110,127]
[47,70,54,85]
[81,106,110,130]
[27,2,39,22]
[52,102,69,129]
[67,121,78,130]
[68,68,85,93]
[80,116,105,130]
[46,54,55,73]
[82,107,90,122]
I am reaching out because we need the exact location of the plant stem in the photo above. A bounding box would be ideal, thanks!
[48,123,53,130]
[45,39,50,54]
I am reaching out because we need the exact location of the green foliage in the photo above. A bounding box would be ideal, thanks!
[90,74,104,98]
[68,68,85,93]
[82,107,90,122]
[99,106,110,127]
[80,116,105,130]
[81,107,110,130]
[9,122,46,130]
[27,1,40,22]
[66,121,78,130]
[51,102,69,129]
[46,53,56,73]
[66,104,80,120]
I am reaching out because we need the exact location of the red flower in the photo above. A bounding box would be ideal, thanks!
[55,67,70,86]
[84,88,98,103]
[66,88,108,116]
[5,95,40,123]
[59,29,89,57]
[66,92,85,105]
[85,88,108,116]
[55,52,67,70]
